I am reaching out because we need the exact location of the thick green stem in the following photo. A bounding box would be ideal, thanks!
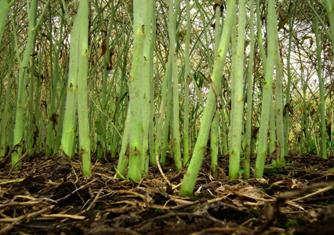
[11,0,38,168]
[128,0,154,182]
[269,106,276,155]
[182,0,191,166]
[314,19,327,159]
[274,54,285,166]
[61,35,79,157]
[61,0,91,176]
[284,0,294,156]
[180,0,236,196]
[116,106,130,178]
[228,0,247,179]
[170,0,182,170]
[255,0,278,178]
[127,26,145,182]
[141,0,155,175]
[76,0,91,177]
[210,5,222,175]
[242,0,256,179]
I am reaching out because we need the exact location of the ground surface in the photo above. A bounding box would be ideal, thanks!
[0,155,333,235]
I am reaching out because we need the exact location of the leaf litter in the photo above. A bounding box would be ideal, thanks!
[0,155,333,235]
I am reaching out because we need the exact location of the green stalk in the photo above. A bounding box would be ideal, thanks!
[284,0,294,156]
[268,107,276,155]
[116,106,130,178]
[326,0,334,48]
[148,0,156,170]
[127,32,145,181]
[325,0,334,156]
[141,0,155,174]
[46,5,56,155]
[314,19,327,159]
[255,0,278,178]
[76,0,91,177]
[0,30,16,158]
[300,54,308,153]
[210,113,218,174]
[0,0,11,46]
[61,26,79,157]
[11,0,38,168]
[182,0,191,166]
[155,7,174,166]
[180,0,236,196]
[210,5,222,175]
[155,57,172,165]
[0,87,12,157]
[61,0,91,176]
[26,72,35,154]
[229,0,247,179]
[127,1,149,182]
[46,49,61,155]
[242,0,256,179]
[220,110,229,155]
[53,16,67,154]
[256,0,266,65]
[169,0,182,170]
[273,54,285,166]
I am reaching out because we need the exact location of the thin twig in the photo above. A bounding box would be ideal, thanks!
[291,185,333,202]
[41,213,85,220]
[84,188,103,212]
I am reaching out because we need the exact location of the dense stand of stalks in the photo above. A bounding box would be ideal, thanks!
[0,0,333,195]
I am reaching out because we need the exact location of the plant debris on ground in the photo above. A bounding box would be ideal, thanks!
[0,155,333,235]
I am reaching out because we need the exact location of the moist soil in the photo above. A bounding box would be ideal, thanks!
[0,154,333,235]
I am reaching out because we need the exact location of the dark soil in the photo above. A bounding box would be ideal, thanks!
[0,155,333,235]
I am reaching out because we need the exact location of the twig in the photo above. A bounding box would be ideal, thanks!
[84,188,103,212]
[0,206,52,223]
[41,213,85,220]
[155,154,176,189]
[291,185,333,202]
[55,179,96,203]
[0,206,53,234]
[278,182,334,200]
[0,178,24,185]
